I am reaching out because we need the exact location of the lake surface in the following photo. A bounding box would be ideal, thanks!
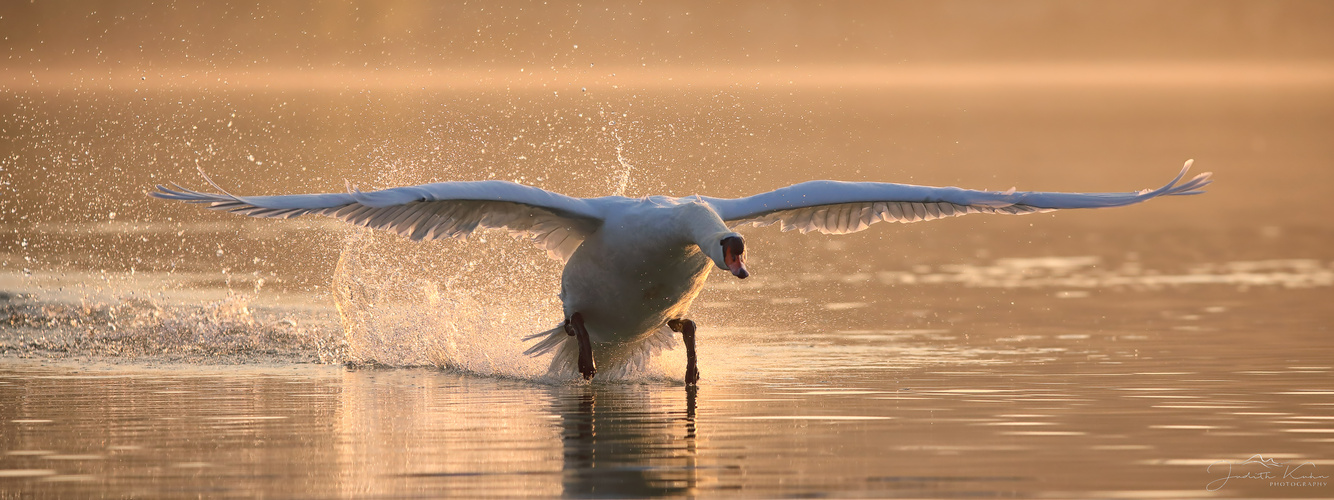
[2,286,1333,499]
[2,47,1333,499]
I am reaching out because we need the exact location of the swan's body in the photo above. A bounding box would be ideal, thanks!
[151,161,1211,383]
[562,198,716,344]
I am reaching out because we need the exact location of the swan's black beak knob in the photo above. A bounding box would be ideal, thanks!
[721,236,748,279]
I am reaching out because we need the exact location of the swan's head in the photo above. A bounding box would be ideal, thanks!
[704,233,748,279]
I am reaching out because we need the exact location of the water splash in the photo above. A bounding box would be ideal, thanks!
[331,230,538,376]
[611,129,633,197]
[0,291,342,362]
[330,229,681,382]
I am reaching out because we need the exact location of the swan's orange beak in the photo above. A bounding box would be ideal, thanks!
[722,236,748,279]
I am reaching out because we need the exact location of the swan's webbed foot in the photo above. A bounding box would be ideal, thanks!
[568,312,596,380]
[668,318,700,386]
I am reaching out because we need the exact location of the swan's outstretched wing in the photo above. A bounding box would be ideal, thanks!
[704,160,1211,235]
[150,178,604,261]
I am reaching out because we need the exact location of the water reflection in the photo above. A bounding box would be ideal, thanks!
[328,369,706,497]
[555,385,699,497]
[4,344,1334,498]
[334,370,561,497]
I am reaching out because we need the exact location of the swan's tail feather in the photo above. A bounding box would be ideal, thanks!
[522,324,567,357]
[632,325,679,360]
[521,324,682,380]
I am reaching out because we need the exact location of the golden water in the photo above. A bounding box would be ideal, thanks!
[3,2,1333,497]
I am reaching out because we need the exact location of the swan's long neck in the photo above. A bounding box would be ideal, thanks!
[677,203,739,268]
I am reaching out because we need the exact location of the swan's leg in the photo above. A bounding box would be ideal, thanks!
[566,313,596,380]
[668,318,701,386]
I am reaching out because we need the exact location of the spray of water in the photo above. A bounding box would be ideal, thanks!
[330,226,684,383]
[611,129,634,197]
[0,290,343,363]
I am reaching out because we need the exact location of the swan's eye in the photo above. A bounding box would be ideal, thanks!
[720,236,744,257]
[719,236,749,279]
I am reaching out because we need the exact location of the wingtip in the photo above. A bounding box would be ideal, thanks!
[148,183,194,200]
[1181,160,1210,181]
[196,166,239,198]
[1179,158,1200,182]
[1162,161,1212,196]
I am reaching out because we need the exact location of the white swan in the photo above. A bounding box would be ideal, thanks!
[151,160,1211,383]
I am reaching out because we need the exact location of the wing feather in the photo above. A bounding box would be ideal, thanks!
[151,179,605,262]
[885,201,906,221]
[831,205,848,233]
[705,160,1210,236]
[855,204,872,232]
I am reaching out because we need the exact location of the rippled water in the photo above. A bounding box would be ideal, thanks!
[4,223,1332,498]
[4,6,1334,495]
[3,299,1332,498]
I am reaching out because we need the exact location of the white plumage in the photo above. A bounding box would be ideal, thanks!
[151,160,1211,382]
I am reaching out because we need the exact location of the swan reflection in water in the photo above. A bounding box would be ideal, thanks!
[332,371,702,496]
[555,385,701,497]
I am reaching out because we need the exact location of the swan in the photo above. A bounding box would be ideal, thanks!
[150,160,1211,384]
